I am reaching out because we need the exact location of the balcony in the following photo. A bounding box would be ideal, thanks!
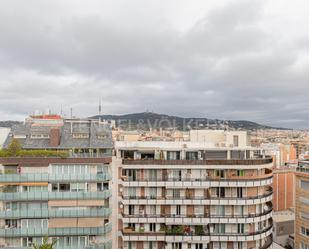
[0,190,111,201]
[0,208,112,219]
[122,207,273,224]
[122,224,273,242]
[2,241,112,249]
[121,191,273,205]
[0,173,111,183]
[123,157,273,166]
[122,175,273,188]
[0,223,112,237]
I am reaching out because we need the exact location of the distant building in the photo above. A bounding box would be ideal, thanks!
[0,127,10,148]
[273,209,294,247]
[273,169,295,211]
[295,160,309,249]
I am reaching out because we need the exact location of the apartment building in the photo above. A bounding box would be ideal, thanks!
[295,160,309,249]
[115,130,274,249]
[0,115,113,249]
[273,169,295,211]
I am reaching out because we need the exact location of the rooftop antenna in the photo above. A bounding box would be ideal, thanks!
[60,104,63,116]
[70,107,73,118]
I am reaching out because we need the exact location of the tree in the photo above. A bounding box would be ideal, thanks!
[33,237,57,249]
[7,138,21,156]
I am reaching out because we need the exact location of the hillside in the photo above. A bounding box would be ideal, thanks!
[92,112,284,131]
[0,121,21,128]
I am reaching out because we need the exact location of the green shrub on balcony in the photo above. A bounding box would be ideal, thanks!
[194,225,205,236]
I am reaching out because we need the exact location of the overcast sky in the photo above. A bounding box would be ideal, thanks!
[0,0,309,128]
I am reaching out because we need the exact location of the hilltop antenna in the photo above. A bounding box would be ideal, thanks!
[99,98,102,116]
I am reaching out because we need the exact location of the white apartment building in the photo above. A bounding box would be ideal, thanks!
[114,131,273,249]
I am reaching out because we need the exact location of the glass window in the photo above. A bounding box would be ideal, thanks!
[301,180,309,190]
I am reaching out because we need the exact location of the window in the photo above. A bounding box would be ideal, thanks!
[195,244,203,249]
[217,206,225,216]
[237,187,243,198]
[186,152,198,160]
[149,205,156,215]
[72,133,89,139]
[149,242,154,249]
[172,170,182,180]
[301,226,309,237]
[236,242,243,249]
[149,188,157,199]
[176,205,181,216]
[237,224,244,233]
[301,242,309,249]
[233,135,239,147]
[167,151,180,160]
[59,184,70,192]
[216,187,225,197]
[148,170,157,181]
[150,223,156,232]
[301,180,309,190]
[173,189,180,198]
[301,212,309,221]
[215,224,225,234]
[215,170,225,178]
[128,188,136,198]
[237,170,245,176]
[172,243,182,249]
[128,205,134,215]
[300,197,309,205]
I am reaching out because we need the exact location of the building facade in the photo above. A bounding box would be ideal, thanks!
[116,131,274,249]
[272,169,295,212]
[0,116,113,249]
[295,161,309,249]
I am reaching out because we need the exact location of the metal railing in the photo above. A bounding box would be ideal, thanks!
[123,157,273,165]
[0,173,111,183]
[0,208,112,219]
[0,223,112,237]
[123,190,273,201]
[0,190,111,201]
[122,207,273,219]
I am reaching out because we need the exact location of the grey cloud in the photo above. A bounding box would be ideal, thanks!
[0,0,309,128]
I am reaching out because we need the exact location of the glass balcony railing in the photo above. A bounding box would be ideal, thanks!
[0,223,112,237]
[0,208,112,219]
[0,190,111,201]
[0,173,111,183]
[2,241,112,249]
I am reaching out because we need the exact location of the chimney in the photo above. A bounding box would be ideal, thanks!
[50,128,60,147]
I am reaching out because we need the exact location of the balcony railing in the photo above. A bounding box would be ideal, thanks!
[260,237,273,249]
[0,208,112,219]
[0,190,111,201]
[122,174,273,182]
[296,167,309,174]
[0,223,112,237]
[123,157,273,165]
[122,190,273,201]
[0,173,111,183]
[122,207,273,219]
[122,224,273,237]
[2,241,112,249]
